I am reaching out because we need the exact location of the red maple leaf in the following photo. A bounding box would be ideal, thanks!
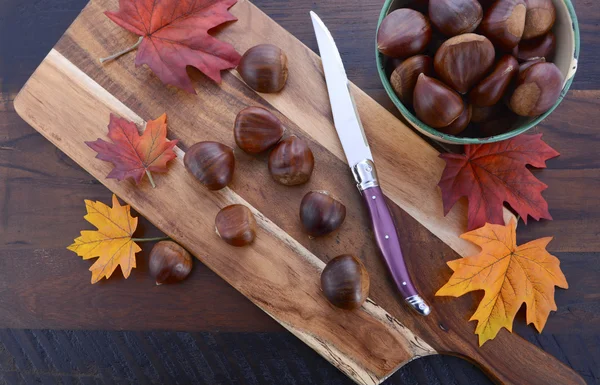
[438,134,559,230]
[86,114,178,188]
[104,0,241,94]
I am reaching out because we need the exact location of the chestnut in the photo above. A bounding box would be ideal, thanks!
[480,0,527,50]
[440,104,472,135]
[519,57,546,73]
[268,136,314,186]
[413,73,465,128]
[321,255,370,310]
[434,33,495,94]
[390,55,433,106]
[517,32,556,61]
[511,45,520,58]
[149,241,193,285]
[523,0,556,40]
[469,55,519,107]
[509,62,563,116]
[479,111,520,136]
[479,0,496,9]
[377,9,431,58]
[471,103,505,123]
[429,0,483,36]
[300,191,346,237]
[215,204,257,247]
[407,0,429,12]
[184,142,235,191]
[234,107,285,154]
[238,44,288,93]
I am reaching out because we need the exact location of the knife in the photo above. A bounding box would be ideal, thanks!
[310,11,431,316]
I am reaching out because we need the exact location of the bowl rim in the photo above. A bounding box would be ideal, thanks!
[375,0,581,144]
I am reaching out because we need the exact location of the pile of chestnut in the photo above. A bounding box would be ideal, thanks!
[155,44,369,310]
[379,0,563,136]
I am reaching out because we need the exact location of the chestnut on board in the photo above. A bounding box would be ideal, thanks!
[517,32,556,61]
[321,255,370,310]
[184,142,235,191]
[469,55,519,107]
[268,136,314,186]
[149,241,193,285]
[234,107,285,154]
[429,0,483,37]
[413,73,465,128]
[509,62,563,116]
[238,44,288,93]
[215,204,257,247]
[434,33,495,94]
[440,104,472,135]
[377,9,431,58]
[522,0,556,40]
[480,0,527,50]
[300,191,346,237]
[390,55,433,106]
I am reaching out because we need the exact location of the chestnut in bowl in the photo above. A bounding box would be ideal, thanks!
[375,0,578,144]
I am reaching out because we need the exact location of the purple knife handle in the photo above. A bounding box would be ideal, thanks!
[353,160,431,316]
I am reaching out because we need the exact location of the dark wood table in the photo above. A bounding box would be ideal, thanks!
[1,0,599,384]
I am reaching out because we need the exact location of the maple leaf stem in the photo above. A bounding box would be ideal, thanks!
[99,36,144,64]
[145,170,156,188]
[131,236,171,243]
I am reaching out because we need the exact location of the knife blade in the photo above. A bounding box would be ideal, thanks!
[310,11,431,316]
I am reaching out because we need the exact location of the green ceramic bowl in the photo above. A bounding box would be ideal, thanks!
[376,0,580,144]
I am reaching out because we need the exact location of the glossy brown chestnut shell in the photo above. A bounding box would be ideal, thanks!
[390,55,433,106]
[517,32,556,61]
[471,103,505,123]
[522,0,556,40]
[429,0,483,36]
[413,73,465,128]
[377,9,432,58]
[238,44,288,93]
[440,104,472,135]
[479,111,521,136]
[469,55,519,107]
[268,136,314,186]
[184,142,235,191]
[434,33,495,94]
[321,255,370,310]
[519,57,546,73]
[300,191,346,237]
[509,62,563,116]
[215,204,257,247]
[480,0,527,50]
[149,241,193,285]
[234,107,285,154]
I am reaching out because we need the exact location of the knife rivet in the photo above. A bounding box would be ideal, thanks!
[372,195,376,200]
[385,235,389,239]
[402,282,407,286]
[365,165,372,172]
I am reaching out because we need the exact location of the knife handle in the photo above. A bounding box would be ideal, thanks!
[353,160,431,316]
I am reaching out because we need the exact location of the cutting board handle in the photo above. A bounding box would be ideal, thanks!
[433,316,586,385]
[456,334,586,385]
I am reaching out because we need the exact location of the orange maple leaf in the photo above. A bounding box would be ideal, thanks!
[436,219,568,345]
[86,114,178,188]
[68,194,141,284]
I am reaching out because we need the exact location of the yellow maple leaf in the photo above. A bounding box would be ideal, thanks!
[436,219,568,345]
[68,194,141,284]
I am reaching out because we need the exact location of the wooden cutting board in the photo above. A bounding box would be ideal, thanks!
[13,0,584,384]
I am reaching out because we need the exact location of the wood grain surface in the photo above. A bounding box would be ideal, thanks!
[1,0,599,384]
